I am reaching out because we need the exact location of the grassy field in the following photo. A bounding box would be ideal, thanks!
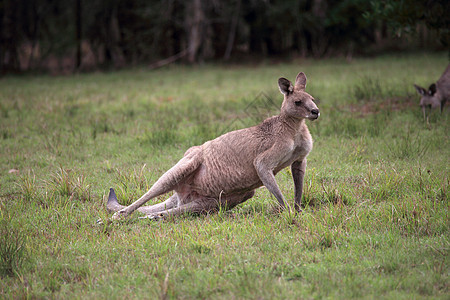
[0,53,449,299]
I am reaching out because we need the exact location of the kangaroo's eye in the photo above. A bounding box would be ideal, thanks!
[294,101,302,106]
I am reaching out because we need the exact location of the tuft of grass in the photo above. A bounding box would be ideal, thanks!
[353,75,384,102]
[16,170,38,202]
[385,125,431,160]
[365,163,404,202]
[42,263,90,293]
[44,166,92,202]
[46,167,74,197]
[115,164,150,205]
[302,167,321,207]
[0,220,28,277]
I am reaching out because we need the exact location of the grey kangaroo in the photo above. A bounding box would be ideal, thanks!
[414,64,449,120]
[107,72,319,220]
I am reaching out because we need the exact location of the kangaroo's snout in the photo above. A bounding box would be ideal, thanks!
[310,108,320,119]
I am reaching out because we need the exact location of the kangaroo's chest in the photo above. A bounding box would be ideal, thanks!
[276,135,312,172]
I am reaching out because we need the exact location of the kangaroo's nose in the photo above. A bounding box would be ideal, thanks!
[311,108,319,116]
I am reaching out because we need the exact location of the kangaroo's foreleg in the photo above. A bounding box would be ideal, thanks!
[291,159,306,212]
[114,147,202,218]
[254,146,290,209]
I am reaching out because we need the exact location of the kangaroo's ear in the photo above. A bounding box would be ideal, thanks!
[414,84,427,96]
[428,83,437,96]
[295,72,307,91]
[278,78,294,95]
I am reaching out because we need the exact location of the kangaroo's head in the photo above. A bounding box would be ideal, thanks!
[414,83,440,109]
[278,72,319,120]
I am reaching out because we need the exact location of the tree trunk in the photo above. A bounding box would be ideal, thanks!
[186,0,203,63]
[1,0,20,72]
[224,0,241,60]
[311,0,328,57]
[75,0,82,70]
[103,3,124,67]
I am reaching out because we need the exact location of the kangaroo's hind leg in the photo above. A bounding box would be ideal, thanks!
[107,188,179,215]
[110,146,203,219]
[141,191,256,220]
[140,198,218,220]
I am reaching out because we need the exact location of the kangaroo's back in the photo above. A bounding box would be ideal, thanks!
[437,64,450,101]
[188,117,284,196]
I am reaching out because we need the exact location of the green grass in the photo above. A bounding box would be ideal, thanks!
[0,52,449,298]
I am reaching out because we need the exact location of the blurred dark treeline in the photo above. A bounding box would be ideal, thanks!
[1,0,449,73]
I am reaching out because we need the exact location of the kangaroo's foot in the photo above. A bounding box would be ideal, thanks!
[110,209,129,220]
[107,147,202,218]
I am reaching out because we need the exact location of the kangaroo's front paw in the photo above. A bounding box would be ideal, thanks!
[294,203,303,214]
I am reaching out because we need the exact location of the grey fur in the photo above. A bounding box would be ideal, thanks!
[414,64,449,120]
[108,72,319,220]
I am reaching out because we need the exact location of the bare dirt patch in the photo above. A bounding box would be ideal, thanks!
[348,96,417,117]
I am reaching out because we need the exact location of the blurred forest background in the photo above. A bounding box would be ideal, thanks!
[1,0,449,74]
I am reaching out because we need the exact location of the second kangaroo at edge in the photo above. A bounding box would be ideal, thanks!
[107,72,320,220]
[414,64,449,120]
